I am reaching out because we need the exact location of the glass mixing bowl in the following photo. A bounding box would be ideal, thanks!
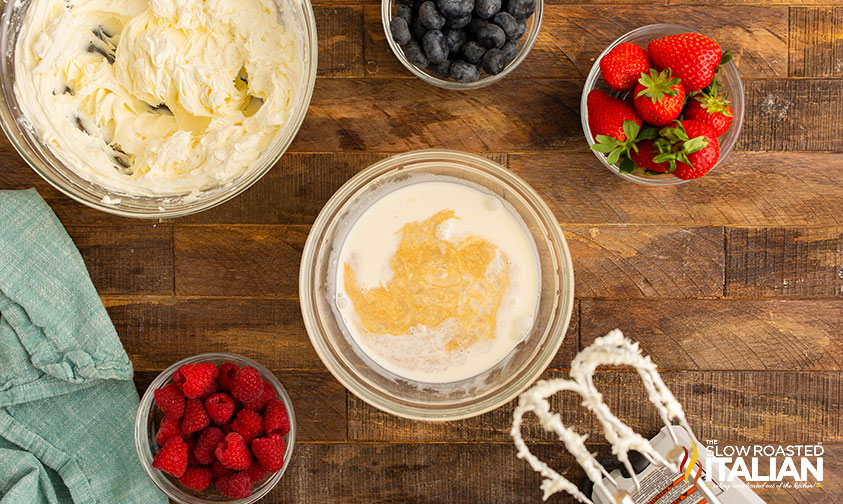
[299,149,574,420]
[581,24,744,186]
[0,0,317,218]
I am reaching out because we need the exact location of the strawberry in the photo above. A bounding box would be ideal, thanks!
[647,33,722,92]
[684,92,733,136]
[599,42,650,91]
[633,69,685,127]
[629,139,670,173]
[656,120,721,180]
[591,119,658,173]
[586,89,642,141]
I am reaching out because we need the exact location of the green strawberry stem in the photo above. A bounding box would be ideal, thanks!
[591,121,658,166]
[636,69,681,103]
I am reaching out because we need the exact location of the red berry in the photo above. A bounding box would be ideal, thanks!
[218,363,240,392]
[265,399,290,436]
[197,379,220,400]
[633,69,685,127]
[648,32,722,92]
[230,366,264,406]
[152,436,188,478]
[251,432,286,472]
[215,432,252,471]
[599,42,650,91]
[215,471,252,499]
[231,409,264,443]
[194,427,225,465]
[186,437,200,466]
[684,93,733,136]
[629,140,670,173]
[246,461,268,483]
[154,383,185,419]
[179,466,213,492]
[673,121,721,180]
[205,393,236,425]
[156,415,183,446]
[182,398,210,436]
[211,459,234,479]
[241,380,273,411]
[174,362,219,399]
[586,89,642,141]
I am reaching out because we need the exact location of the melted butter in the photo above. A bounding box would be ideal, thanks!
[343,209,511,352]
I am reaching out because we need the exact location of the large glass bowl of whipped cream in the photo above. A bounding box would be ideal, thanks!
[300,150,574,420]
[0,0,317,218]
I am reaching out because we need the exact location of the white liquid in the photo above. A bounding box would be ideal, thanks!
[335,179,541,383]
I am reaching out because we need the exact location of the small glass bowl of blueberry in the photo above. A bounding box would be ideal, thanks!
[382,0,542,88]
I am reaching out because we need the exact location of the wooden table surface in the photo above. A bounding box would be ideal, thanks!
[2,1,843,503]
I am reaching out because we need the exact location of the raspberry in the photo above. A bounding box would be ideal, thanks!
[152,436,188,477]
[218,362,239,391]
[186,437,200,466]
[197,379,220,400]
[174,362,219,399]
[231,409,264,443]
[264,399,290,436]
[211,459,233,479]
[178,466,212,491]
[205,393,235,425]
[154,383,185,419]
[243,381,274,411]
[251,432,286,472]
[246,461,267,483]
[182,398,210,435]
[230,366,263,405]
[215,471,252,499]
[194,427,224,465]
[156,415,183,446]
[215,432,252,470]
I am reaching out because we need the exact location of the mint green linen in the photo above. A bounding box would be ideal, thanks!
[0,189,166,504]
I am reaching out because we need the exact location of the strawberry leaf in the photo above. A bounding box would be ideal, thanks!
[683,136,709,154]
[622,120,640,143]
[638,127,659,141]
[619,156,635,174]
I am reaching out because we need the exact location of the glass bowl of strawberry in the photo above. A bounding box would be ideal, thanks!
[580,24,744,185]
[135,354,295,503]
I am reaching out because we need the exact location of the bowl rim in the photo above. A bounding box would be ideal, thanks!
[0,0,319,219]
[580,23,745,186]
[134,353,296,504]
[380,0,544,90]
[299,149,575,421]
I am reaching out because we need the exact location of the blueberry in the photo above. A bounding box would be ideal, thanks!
[423,29,449,63]
[482,48,506,74]
[451,60,480,82]
[432,59,452,78]
[395,4,413,24]
[474,0,501,19]
[506,0,535,19]
[476,23,505,48]
[444,29,467,57]
[513,18,526,39]
[492,11,517,39]
[461,40,486,65]
[404,40,430,68]
[467,17,488,36]
[501,39,518,63]
[390,18,412,45]
[419,1,445,29]
[437,0,474,19]
[412,18,428,41]
[445,14,471,29]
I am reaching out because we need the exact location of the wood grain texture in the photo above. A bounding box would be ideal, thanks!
[727,227,843,298]
[790,7,843,78]
[365,5,787,79]
[581,299,843,371]
[565,226,724,298]
[315,6,364,77]
[105,297,321,370]
[510,152,843,226]
[349,370,843,444]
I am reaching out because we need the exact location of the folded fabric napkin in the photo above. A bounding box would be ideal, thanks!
[0,189,166,504]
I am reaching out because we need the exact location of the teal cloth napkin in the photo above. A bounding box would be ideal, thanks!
[0,189,166,504]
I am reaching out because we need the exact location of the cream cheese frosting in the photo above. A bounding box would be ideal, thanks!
[14,0,303,196]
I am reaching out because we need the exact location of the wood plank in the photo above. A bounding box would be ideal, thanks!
[790,7,843,78]
[66,224,173,295]
[134,370,346,442]
[106,296,321,370]
[740,79,843,152]
[509,152,843,226]
[727,227,843,298]
[565,226,724,298]
[581,299,843,371]
[349,369,843,444]
[315,6,365,77]
[272,442,842,504]
[365,5,787,79]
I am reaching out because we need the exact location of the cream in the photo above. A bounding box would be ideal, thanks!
[14,0,303,196]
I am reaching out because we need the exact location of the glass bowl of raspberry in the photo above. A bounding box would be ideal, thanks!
[580,24,745,186]
[135,354,295,503]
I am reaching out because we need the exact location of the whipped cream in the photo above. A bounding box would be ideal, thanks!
[14,0,303,196]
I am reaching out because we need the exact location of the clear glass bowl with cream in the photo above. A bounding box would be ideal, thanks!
[300,150,574,420]
[0,0,317,218]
